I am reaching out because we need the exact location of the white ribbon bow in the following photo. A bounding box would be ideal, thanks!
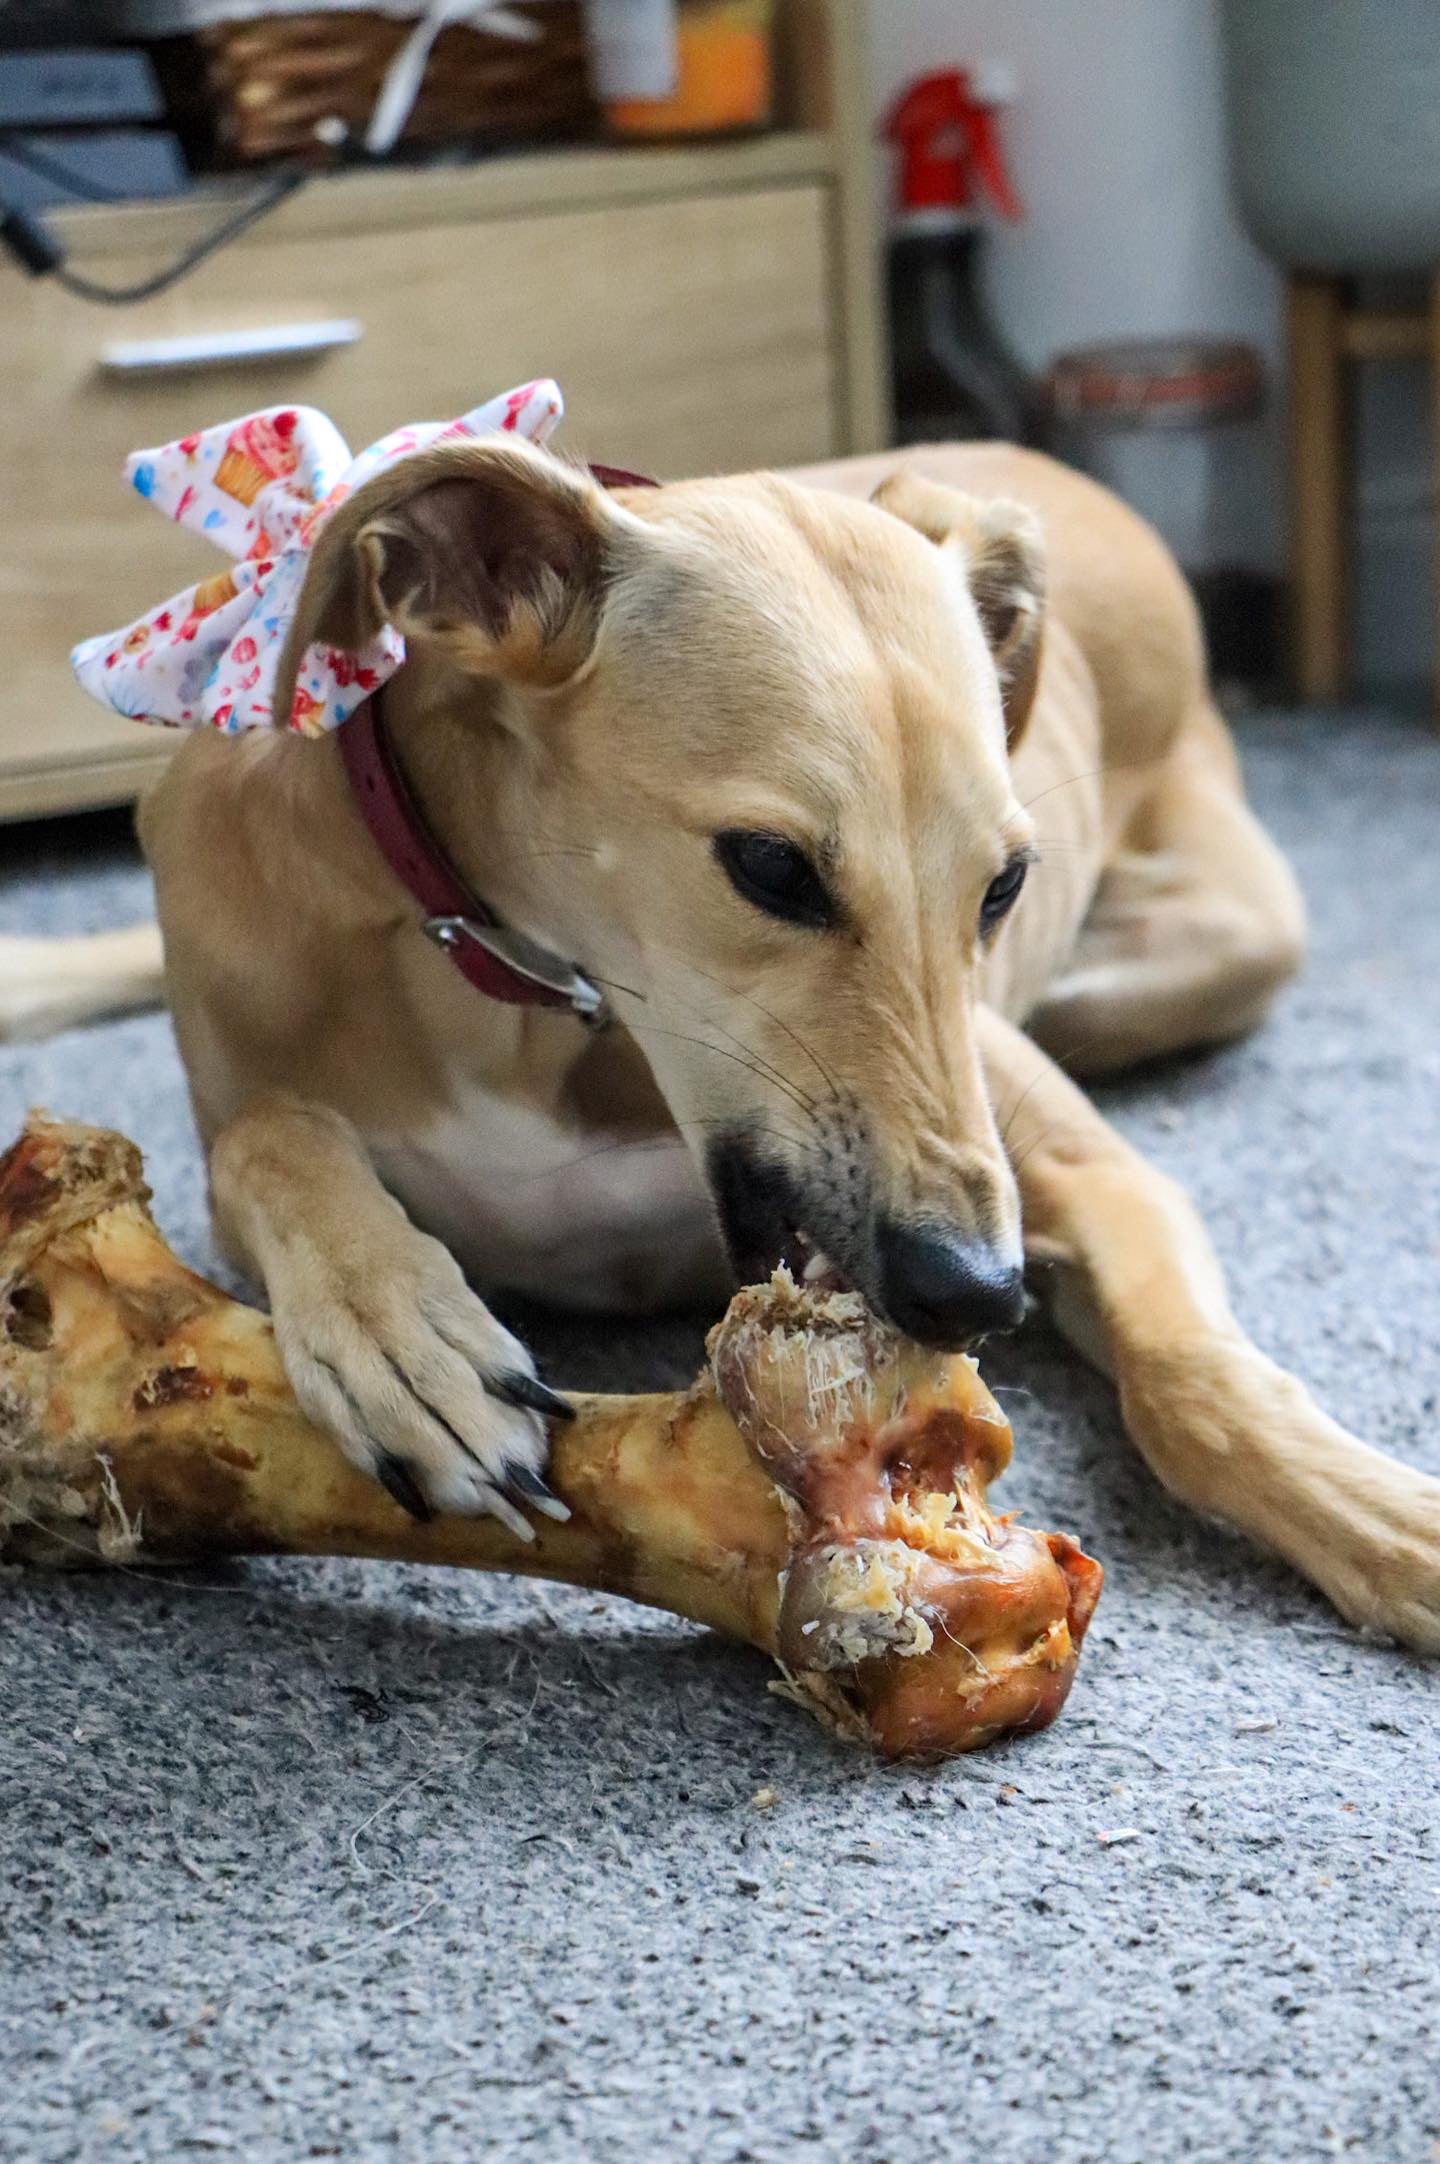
[72,379,564,736]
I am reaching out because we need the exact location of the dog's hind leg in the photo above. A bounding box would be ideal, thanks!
[978,1004,1440,1652]
[1026,702,1307,1077]
[0,923,165,1042]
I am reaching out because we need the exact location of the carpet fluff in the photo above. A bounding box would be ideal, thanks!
[1,710,1436,2164]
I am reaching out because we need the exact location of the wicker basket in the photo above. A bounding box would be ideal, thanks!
[188,5,596,165]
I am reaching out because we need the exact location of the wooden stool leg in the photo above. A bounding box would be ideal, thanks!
[1287,274,1351,703]
[1431,273,1440,731]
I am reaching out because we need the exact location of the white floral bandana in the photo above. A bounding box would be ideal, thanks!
[71,379,564,736]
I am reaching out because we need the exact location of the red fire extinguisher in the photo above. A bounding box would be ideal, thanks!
[883,67,1034,444]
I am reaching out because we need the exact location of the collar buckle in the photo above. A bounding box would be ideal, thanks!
[422,914,609,1026]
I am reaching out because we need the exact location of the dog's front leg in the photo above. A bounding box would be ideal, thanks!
[209,1094,568,1532]
[978,1008,1440,1651]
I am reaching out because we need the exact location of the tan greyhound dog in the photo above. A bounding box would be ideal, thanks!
[7,436,1437,1643]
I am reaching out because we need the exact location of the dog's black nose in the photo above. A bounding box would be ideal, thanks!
[875,1217,1025,1345]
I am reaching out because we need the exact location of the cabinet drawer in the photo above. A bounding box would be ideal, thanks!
[0,181,835,814]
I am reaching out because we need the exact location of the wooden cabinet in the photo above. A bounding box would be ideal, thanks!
[0,6,886,818]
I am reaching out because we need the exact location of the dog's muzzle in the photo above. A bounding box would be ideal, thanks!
[872,1215,1025,1345]
[706,1130,1024,1349]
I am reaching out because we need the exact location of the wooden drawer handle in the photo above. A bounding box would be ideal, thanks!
[99,318,363,377]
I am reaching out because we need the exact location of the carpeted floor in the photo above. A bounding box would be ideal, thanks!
[1,708,1436,2164]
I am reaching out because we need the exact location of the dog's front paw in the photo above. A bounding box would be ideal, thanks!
[1120,1339,1440,1656]
[271,1227,571,1536]
[1312,1460,1440,1656]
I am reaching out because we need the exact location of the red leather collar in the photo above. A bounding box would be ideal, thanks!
[339,459,658,1025]
[585,462,661,492]
[339,692,607,1019]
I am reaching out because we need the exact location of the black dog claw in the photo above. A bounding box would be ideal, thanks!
[374,1452,435,1523]
[488,1368,576,1423]
[501,1463,571,1521]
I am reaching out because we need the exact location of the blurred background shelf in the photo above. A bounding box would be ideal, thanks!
[45,127,840,248]
[0,0,886,818]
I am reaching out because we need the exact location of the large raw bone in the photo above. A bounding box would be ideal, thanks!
[0,1115,1102,1758]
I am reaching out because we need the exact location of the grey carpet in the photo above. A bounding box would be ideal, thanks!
[1,709,1436,2164]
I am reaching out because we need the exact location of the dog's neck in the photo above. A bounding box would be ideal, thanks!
[346,650,670,1131]
[365,655,582,989]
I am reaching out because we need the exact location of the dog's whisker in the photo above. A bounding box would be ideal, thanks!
[580,968,648,1004]
[1007,1114,1071,1187]
[452,811,604,870]
[623,1015,821,1125]
[635,976,825,1117]
[488,1116,821,1189]
[998,1063,1054,1153]
[1019,752,1168,815]
[1035,1027,1129,1081]
[670,954,843,1103]
[624,1021,818,1122]
[996,1023,1120,1149]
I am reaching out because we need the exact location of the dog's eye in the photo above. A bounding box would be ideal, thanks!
[713,829,835,929]
[980,856,1029,933]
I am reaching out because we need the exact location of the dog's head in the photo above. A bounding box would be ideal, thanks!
[289,437,1045,1345]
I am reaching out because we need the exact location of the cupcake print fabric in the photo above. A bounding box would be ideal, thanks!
[72,379,564,736]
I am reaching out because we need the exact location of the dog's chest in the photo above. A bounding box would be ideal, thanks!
[370,1083,725,1311]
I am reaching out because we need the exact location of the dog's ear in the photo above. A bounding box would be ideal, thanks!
[870,469,1046,749]
[284,436,622,697]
